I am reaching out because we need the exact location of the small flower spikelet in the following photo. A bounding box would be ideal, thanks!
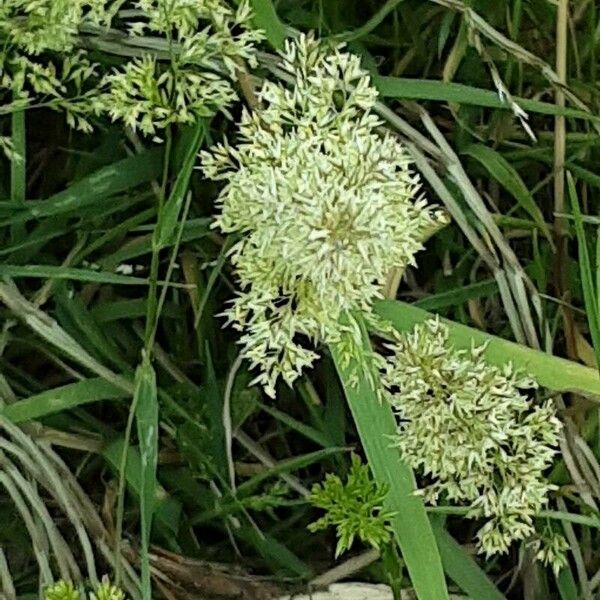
[90,577,126,600]
[202,34,445,396]
[103,54,237,135]
[44,578,126,600]
[44,581,80,600]
[532,529,569,576]
[308,454,393,557]
[379,318,562,556]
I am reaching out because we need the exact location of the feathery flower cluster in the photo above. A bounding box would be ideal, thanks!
[379,318,562,558]
[202,34,446,397]
[0,0,104,130]
[0,0,261,138]
[0,0,106,55]
[105,0,262,136]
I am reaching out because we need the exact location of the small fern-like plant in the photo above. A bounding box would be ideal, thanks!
[308,454,394,557]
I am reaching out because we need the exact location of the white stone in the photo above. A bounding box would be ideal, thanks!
[278,583,394,600]
[278,583,466,599]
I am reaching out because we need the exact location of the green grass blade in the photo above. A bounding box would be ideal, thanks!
[431,518,505,599]
[238,527,312,578]
[10,108,26,242]
[91,299,181,322]
[202,345,228,479]
[414,278,498,310]
[556,565,580,600]
[258,402,332,447]
[373,77,600,123]
[567,163,600,191]
[236,447,344,497]
[154,122,205,250]
[101,218,210,268]
[2,378,126,423]
[462,144,552,244]
[568,172,600,367]
[0,265,149,285]
[331,316,448,600]
[4,148,162,224]
[55,289,127,370]
[103,438,181,534]
[134,355,159,600]
[374,299,600,397]
[193,237,232,327]
[337,0,405,42]
[10,109,25,205]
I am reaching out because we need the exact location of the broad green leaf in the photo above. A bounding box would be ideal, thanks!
[331,315,449,600]
[556,565,580,600]
[462,144,552,244]
[2,378,125,423]
[374,299,600,398]
[249,0,286,49]
[134,356,159,600]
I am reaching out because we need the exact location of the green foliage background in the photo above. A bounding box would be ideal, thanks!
[1,1,600,599]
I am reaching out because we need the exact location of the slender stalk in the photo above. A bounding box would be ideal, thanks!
[553,0,576,358]
[145,128,173,347]
[0,548,16,600]
[10,106,26,242]
[10,108,25,205]
[115,130,173,589]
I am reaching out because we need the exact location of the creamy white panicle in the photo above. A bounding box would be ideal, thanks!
[104,0,262,136]
[202,34,445,397]
[379,318,562,559]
